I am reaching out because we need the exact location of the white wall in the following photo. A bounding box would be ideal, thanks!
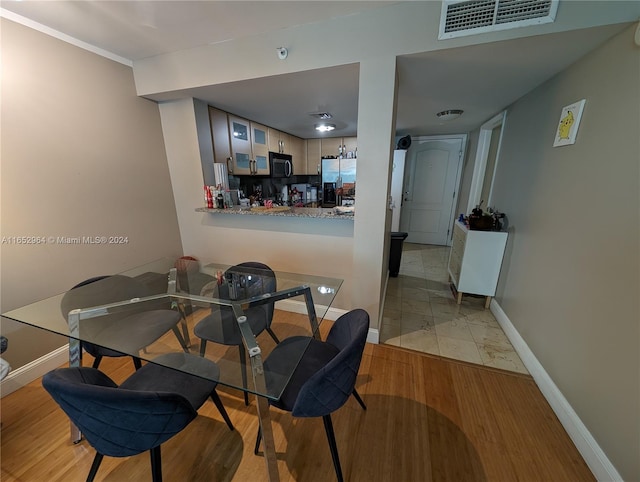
[0,19,183,368]
[491,25,639,481]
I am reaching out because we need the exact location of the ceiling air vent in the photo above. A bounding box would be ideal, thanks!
[439,0,559,39]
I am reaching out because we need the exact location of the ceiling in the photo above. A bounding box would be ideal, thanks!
[2,1,631,139]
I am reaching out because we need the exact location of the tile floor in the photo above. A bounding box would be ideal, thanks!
[381,242,528,374]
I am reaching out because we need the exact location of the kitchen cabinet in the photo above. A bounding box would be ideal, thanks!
[306,139,321,175]
[268,128,290,154]
[229,115,269,175]
[320,136,357,159]
[288,135,307,175]
[448,221,508,308]
[209,107,232,169]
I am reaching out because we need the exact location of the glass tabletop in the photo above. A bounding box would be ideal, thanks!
[2,257,342,401]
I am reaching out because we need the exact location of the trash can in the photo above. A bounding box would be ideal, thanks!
[389,232,408,277]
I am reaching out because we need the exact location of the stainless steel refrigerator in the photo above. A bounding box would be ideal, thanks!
[321,157,356,207]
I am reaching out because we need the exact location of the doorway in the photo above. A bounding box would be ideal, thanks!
[399,136,466,246]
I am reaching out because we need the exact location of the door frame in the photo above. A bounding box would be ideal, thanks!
[404,134,467,246]
[467,111,507,213]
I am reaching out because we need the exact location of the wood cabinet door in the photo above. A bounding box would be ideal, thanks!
[251,122,270,175]
[320,137,342,159]
[267,128,281,153]
[209,107,232,171]
[228,115,253,175]
[288,135,306,174]
[306,138,321,175]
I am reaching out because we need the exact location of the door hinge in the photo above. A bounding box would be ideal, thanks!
[452,190,456,199]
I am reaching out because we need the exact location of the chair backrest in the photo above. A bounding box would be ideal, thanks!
[222,262,277,321]
[60,275,147,319]
[42,367,197,457]
[292,308,370,418]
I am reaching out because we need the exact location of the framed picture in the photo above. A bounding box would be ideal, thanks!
[553,99,586,147]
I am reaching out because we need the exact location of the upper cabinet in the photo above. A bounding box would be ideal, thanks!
[320,136,357,159]
[209,107,232,171]
[306,139,321,175]
[228,115,270,175]
[268,128,291,155]
[288,135,307,175]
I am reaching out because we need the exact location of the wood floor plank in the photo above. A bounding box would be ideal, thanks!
[1,311,594,481]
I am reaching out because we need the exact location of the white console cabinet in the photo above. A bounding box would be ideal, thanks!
[448,221,508,308]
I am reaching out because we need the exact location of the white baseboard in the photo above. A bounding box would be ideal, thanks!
[278,299,379,344]
[1,345,69,398]
[490,300,622,482]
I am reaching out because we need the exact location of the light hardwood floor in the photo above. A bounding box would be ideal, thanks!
[1,311,594,481]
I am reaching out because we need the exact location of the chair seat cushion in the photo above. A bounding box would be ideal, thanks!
[194,307,268,346]
[120,353,220,410]
[263,336,339,412]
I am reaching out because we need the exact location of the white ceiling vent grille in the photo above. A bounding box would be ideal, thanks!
[439,0,559,39]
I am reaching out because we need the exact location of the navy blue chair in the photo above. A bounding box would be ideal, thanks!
[42,352,234,482]
[194,262,280,405]
[61,275,188,370]
[255,308,370,482]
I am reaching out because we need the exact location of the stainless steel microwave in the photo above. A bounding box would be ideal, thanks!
[269,152,293,178]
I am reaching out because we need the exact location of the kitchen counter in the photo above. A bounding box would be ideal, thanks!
[196,206,355,220]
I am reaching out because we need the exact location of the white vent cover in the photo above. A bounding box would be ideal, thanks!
[439,0,559,39]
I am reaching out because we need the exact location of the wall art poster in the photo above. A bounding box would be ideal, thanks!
[553,99,586,147]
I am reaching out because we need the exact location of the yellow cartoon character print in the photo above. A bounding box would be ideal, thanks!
[558,110,574,140]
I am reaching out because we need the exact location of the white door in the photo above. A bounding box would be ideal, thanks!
[400,137,464,245]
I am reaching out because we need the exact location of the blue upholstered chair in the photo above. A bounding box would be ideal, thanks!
[255,308,370,482]
[194,262,280,405]
[42,352,234,482]
[61,275,188,370]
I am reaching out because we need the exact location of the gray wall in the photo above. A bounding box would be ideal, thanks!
[0,19,183,369]
[491,25,639,480]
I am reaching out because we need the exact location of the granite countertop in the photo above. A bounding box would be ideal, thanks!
[195,206,355,220]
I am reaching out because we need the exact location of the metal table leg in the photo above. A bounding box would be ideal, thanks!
[67,310,82,443]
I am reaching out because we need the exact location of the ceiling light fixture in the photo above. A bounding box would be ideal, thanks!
[315,123,336,132]
[436,109,464,121]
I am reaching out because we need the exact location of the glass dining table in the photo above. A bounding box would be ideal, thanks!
[2,257,343,482]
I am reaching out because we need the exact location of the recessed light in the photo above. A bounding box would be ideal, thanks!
[436,109,464,121]
[315,123,336,132]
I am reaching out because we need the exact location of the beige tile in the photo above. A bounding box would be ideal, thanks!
[469,324,513,349]
[400,329,439,355]
[401,298,431,315]
[381,307,402,326]
[433,318,474,342]
[437,336,483,364]
[401,313,435,333]
[431,300,463,318]
[465,310,501,328]
[383,294,401,311]
[379,324,403,345]
[402,287,429,301]
[478,344,528,374]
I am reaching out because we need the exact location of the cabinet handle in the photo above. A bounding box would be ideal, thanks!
[227,157,233,174]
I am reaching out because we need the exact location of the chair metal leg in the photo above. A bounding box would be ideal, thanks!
[170,326,189,353]
[266,327,280,344]
[254,426,262,455]
[239,344,249,406]
[323,415,344,482]
[132,357,142,370]
[150,446,163,482]
[352,388,367,410]
[87,452,104,482]
[210,390,235,431]
[199,340,207,357]
[91,356,102,369]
